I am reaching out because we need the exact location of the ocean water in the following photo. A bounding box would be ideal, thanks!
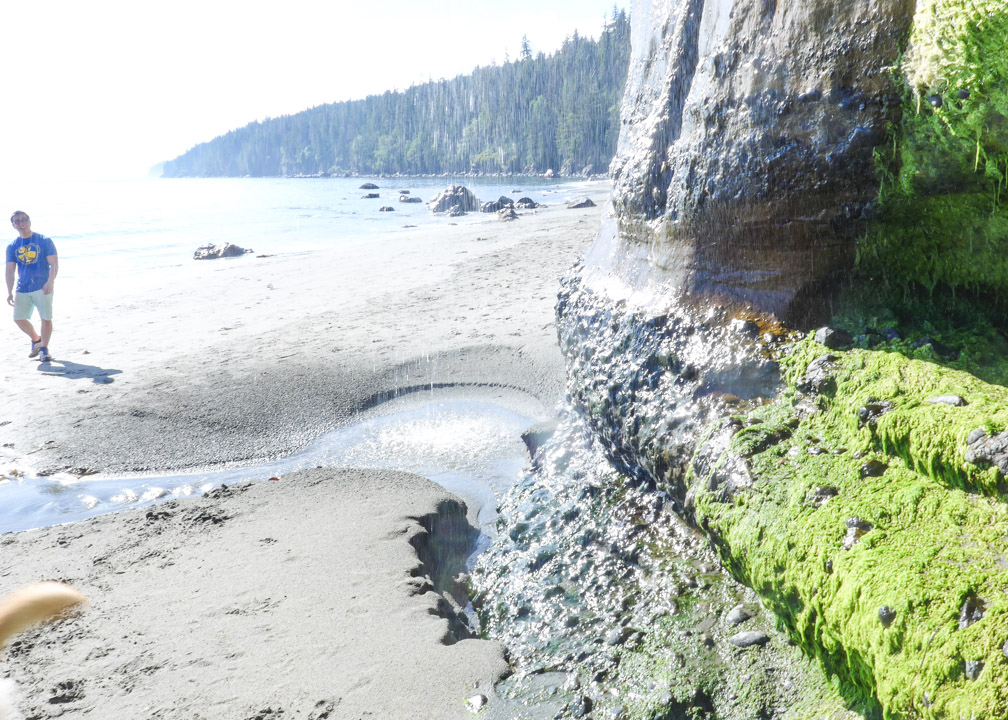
[1,175,591,284]
[0,175,592,534]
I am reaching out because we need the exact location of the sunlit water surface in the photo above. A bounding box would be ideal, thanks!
[0,393,542,539]
[1,175,593,287]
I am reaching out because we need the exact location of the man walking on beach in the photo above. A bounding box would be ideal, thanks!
[5,211,58,362]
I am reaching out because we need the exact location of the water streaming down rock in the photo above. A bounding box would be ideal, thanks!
[473,408,855,718]
[607,0,911,324]
[474,0,1008,718]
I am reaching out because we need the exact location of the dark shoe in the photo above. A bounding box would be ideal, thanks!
[38,346,52,362]
[29,339,43,358]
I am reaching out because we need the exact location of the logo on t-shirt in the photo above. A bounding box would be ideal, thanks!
[16,243,40,265]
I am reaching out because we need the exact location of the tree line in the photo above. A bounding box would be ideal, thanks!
[161,9,629,178]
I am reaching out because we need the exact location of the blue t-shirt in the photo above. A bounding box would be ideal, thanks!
[6,233,57,293]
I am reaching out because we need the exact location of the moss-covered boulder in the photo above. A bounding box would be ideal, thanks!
[689,335,1008,717]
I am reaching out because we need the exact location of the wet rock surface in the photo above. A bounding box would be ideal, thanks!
[797,353,838,395]
[607,0,913,322]
[472,408,852,719]
[555,261,783,505]
[469,257,866,717]
[814,327,853,350]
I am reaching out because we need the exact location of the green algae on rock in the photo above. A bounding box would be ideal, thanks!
[860,0,1008,303]
[688,335,1008,718]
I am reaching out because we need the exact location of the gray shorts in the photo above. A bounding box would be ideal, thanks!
[13,289,54,322]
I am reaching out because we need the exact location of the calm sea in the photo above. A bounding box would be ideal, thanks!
[1,175,591,285]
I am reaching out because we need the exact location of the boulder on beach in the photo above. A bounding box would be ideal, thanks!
[400,195,423,203]
[515,197,543,209]
[481,196,515,213]
[193,243,253,260]
[363,193,380,199]
[359,182,379,190]
[428,185,481,215]
[379,206,395,212]
[498,207,519,222]
[566,197,596,209]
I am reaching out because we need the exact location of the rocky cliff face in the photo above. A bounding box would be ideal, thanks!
[605,0,914,323]
[543,0,1008,718]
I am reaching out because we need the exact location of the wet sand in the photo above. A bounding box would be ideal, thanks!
[0,182,608,719]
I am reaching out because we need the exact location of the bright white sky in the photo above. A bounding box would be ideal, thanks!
[2,0,623,180]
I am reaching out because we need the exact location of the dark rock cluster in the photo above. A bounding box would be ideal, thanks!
[481,196,514,213]
[193,243,253,260]
[965,428,1008,476]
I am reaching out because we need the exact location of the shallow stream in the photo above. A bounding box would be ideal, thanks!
[0,388,544,539]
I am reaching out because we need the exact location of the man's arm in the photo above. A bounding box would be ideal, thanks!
[5,261,14,306]
[43,255,57,295]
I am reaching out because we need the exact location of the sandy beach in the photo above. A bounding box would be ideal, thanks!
[0,181,609,719]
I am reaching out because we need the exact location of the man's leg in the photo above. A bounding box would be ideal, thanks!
[13,292,45,357]
[13,318,41,343]
[32,291,54,353]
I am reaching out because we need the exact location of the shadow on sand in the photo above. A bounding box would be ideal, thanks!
[37,357,122,384]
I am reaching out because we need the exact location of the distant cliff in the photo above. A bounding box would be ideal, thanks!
[162,11,629,178]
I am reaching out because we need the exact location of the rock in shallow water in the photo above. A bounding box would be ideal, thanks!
[481,195,514,213]
[428,185,480,214]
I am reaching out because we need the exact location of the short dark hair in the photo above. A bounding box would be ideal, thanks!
[10,211,29,225]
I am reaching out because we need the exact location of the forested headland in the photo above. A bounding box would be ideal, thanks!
[161,9,629,178]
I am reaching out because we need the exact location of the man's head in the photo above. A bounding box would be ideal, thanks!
[10,211,31,239]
